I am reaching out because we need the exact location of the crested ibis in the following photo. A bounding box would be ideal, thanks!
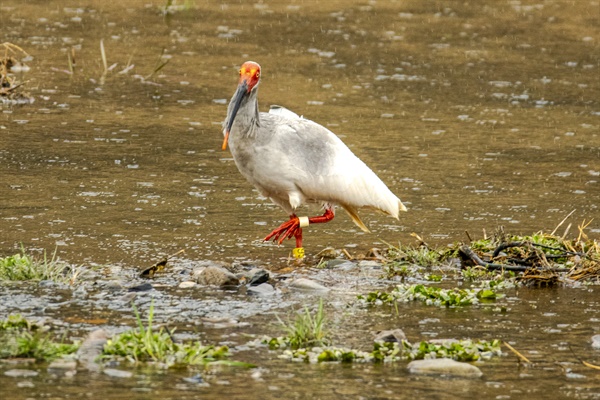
[222,61,407,256]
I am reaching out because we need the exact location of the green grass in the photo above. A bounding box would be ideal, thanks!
[268,300,329,350]
[0,247,78,283]
[0,314,79,361]
[358,283,504,308]
[102,302,252,368]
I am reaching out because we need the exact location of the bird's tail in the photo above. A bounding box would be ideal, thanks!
[341,204,371,233]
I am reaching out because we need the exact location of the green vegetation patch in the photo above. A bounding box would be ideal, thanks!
[268,300,329,350]
[358,283,504,308]
[0,314,79,361]
[102,303,253,368]
[267,339,501,364]
[0,247,78,284]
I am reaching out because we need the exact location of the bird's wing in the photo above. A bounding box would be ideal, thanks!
[260,114,404,227]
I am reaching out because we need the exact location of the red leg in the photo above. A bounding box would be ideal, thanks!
[264,207,335,246]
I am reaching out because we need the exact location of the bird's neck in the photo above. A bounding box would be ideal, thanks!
[235,90,260,138]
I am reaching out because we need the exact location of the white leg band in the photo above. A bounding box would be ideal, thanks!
[298,216,310,228]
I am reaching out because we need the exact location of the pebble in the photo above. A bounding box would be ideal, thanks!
[103,368,134,378]
[194,265,240,287]
[591,334,600,349]
[288,278,329,292]
[407,359,483,378]
[374,329,407,343]
[247,283,276,296]
[4,369,39,377]
[178,281,197,289]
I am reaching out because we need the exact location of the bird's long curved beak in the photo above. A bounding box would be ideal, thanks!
[222,80,248,151]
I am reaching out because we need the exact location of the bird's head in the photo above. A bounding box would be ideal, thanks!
[222,61,261,150]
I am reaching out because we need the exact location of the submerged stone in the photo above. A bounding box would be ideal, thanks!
[592,334,600,349]
[4,369,39,377]
[288,278,329,292]
[104,368,133,378]
[127,283,153,292]
[247,282,276,296]
[374,329,407,343]
[407,359,483,378]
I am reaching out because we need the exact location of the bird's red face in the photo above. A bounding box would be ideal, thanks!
[239,61,261,93]
[222,61,262,151]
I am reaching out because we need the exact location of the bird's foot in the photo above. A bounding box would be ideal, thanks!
[264,217,301,245]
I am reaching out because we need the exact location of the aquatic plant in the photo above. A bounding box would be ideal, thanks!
[269,299,329,350]
[102,302,251,368]
[270,338,502,364]
[0,314,78,361]
[358,283,503,307]
[0,247,78,283]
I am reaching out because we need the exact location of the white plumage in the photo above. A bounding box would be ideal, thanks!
[222,61,406,250]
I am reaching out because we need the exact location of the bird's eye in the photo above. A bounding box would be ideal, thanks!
[238,69,242,75]
[256,72,260,78]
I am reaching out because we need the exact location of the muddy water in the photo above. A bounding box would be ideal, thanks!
[0,0,599,399]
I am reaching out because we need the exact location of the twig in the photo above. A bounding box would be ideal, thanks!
[460,245,529,271]
[551,209,576,236]
[465,230,473,242]
[504,342,531,364]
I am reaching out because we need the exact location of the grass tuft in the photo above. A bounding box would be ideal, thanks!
[102,301,253,368]
[0,247,79,284]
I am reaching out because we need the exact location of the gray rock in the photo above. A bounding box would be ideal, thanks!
[178,281,197,289]
[194,265,240,287]
[247,283,276,296]
[358,260,383,269]
[592,334,600,349]
[288,278,329,292]
[326,259,350,268]
[77,329,109,372]
[103,368,133,378]
[407,359,483,378]
[374,329,407,343]
[248,269,270,286]
[48,359,77,376]
[127,282,153,292]
[4,369,39,377]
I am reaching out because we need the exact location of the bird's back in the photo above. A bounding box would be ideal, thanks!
[228,110,405,230]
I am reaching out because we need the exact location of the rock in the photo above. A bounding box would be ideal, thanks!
[104,280,124,291]
[127,282,154,292]
[374,329,407,343]
[48,359,77,376]
[118,292,137,303]
[248,269,270,286]
[315,247,341,258]
[407,359,483,378]
[4,369,39,377]
[592,334,600,349]
[194,265,240,287]
[358,260,382,269]
[103,368,133,378]
[330,260,358,271]
[77,329,109,372]
[178,281,197,289]
[247,283,276,296]
[288,278,329,292]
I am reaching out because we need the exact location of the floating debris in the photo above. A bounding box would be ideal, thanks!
[0,43,34,105]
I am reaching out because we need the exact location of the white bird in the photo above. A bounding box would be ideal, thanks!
[222,61,407,253]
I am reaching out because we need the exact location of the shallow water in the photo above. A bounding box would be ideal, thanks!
[0,0,599,398]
